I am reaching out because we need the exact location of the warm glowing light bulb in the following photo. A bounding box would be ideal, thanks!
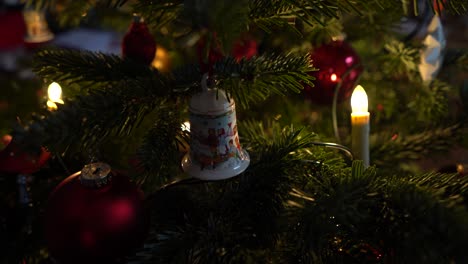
[351,85,368,113]
[181,121,190,132]
[330,73,337,82]
[152,47,170,72]
[47,82,64,104]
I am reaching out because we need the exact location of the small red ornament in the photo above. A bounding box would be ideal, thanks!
[196,33,224,74]
[231,37,258,62]
[196,34,258,73]
[45,163,148,264]
[122,15,156,65]
[433,0,447,14]
[0,135,50,174]
[304,40,363,105]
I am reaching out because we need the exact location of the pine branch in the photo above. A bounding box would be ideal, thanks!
[371,123,463,167]
[373,174,468,263]
[134,107,186,189]
[24,52,314,152]
[133,125,323,263]
[284,161,376,262]
[166,53,316,108]
[33,49,157,89]
[410,172,468,207]
[184,0,251,49]
[213,54,316,108]
[133,0,183,30]
[104,0,129,8]
[12,100,86,153]
[249,0,300,34]
[285,162,468,263]
[170,63,203,93]
[407,80,451,123]
[381,39,420,79]
[304,18,344,46]
[12,82,167,153]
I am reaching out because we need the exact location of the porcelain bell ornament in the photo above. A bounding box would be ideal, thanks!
[181,74,250,180]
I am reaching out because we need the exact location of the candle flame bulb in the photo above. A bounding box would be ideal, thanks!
[350,85,370,167]
[181,121,190,132]
[351,85,368,114]
[48,82,64,104]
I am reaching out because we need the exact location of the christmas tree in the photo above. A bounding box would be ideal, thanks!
[1,0,468,263]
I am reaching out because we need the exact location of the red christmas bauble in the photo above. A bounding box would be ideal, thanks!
[45,163,148,264]
[0,135,51,174]
[196,34,258,73]
[122,16,156,65]
[196,34,224,73]
[433,0,447,14]
[232,37,258,61]
[304,40,363,105]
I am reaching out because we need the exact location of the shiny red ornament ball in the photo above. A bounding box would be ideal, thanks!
[304,40,363,105]
[196,34,224,74]
[232,37,258,61]
[196,34,258,73]
[122,16,156,65]
[45,163,148,264]
[433,0,447,14]
[0,135,50,174]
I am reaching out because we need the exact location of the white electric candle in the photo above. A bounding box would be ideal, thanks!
[351,85,370,167]
[47,82,64,111]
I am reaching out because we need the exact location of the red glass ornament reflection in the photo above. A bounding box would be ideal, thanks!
[0,135,50,174]
[304,40,363,105]
[45,168,148,264]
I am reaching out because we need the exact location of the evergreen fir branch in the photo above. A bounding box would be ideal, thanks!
[210,126,322,249]
[409,172,468,207]
[212,54,316,108]
[407,80,451,123]
[170,64,203,93]
[104,0,129,8]
[240,120,347,172]
[284,162,379,262]
[134,108,185,189]
[13,84,167,153]
[166,54,315,108]
[342,1,404,42]
[12,100,86,153]
[185,0,251,50]
[131,125,321,263]
[133,0,183,29]
[286,163,468,263]
[305,18,344,46]
[381,39,420,79]
[33,49,157,88]
[372,175,468,263]
[249,0,298,34]
[249,0,367,31]
[371,123,463,167]
[137,0,251,50]
[57,0,94,26]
